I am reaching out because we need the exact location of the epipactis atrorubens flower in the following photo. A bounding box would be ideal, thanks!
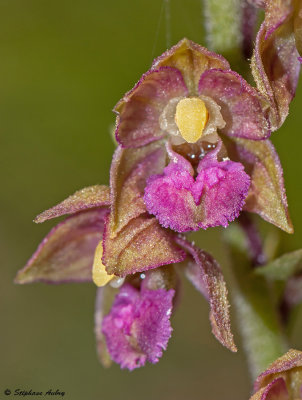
[15,185,236,370]
[114,38,293,234]
[250,0,301,129]
[14,38,294,371]
[250,349,302,400]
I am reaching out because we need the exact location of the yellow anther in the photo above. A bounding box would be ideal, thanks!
[175,97,209,143]
[92,241,114,287]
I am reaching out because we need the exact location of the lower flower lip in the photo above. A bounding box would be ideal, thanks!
[101,283,175,370]
[144,143,250,233]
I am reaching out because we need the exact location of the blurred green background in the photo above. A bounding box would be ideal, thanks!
[1,1,302,399]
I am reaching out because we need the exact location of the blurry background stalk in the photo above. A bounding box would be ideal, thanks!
[203,0,258,76]
[224,223,288,380]
[203,0,242,54]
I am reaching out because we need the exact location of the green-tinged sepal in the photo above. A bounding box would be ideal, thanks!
[15,209,108,284]
[102,213,186,277]
[224,136,293,234]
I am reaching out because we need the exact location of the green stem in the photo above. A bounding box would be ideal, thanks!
[202,0,241,54]
[202,0,248,76]
[224,226,288,380]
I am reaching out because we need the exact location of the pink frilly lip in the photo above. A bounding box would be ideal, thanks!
[144,143,250,232]
[101,283,174,370]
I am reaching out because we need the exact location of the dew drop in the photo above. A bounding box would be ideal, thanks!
[110,277,125,288]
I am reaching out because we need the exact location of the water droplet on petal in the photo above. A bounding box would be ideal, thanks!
[110,277,125,288]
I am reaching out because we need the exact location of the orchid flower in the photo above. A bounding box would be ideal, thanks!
[250,349,302,400]
[114,38,292,235]
[250,0,301,129]
[15,184,236,370]
[14,38,296,372]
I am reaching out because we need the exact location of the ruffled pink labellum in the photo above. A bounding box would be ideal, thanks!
[102,283,174,370]
[144,143,250,232]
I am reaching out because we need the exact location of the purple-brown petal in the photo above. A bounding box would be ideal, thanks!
[101,283,174,370]
[102,213,186,277]
[15,209,108,284]
[35,185,110,223]
[294,0,302,57]
[114,67,188,148]
[224,136,293,233]
[109,142,166,237]
[251,378,289,400]
[199,69,270,140]
[176,237,237,352]
[264,378,289,400]
[251,1,300,130]
[241,0,259,59]
[152,38,230,94]
[254,349,302,392]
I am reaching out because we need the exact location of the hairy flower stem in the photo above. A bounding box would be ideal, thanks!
[202,0,250,77]
[224,226,288,381]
